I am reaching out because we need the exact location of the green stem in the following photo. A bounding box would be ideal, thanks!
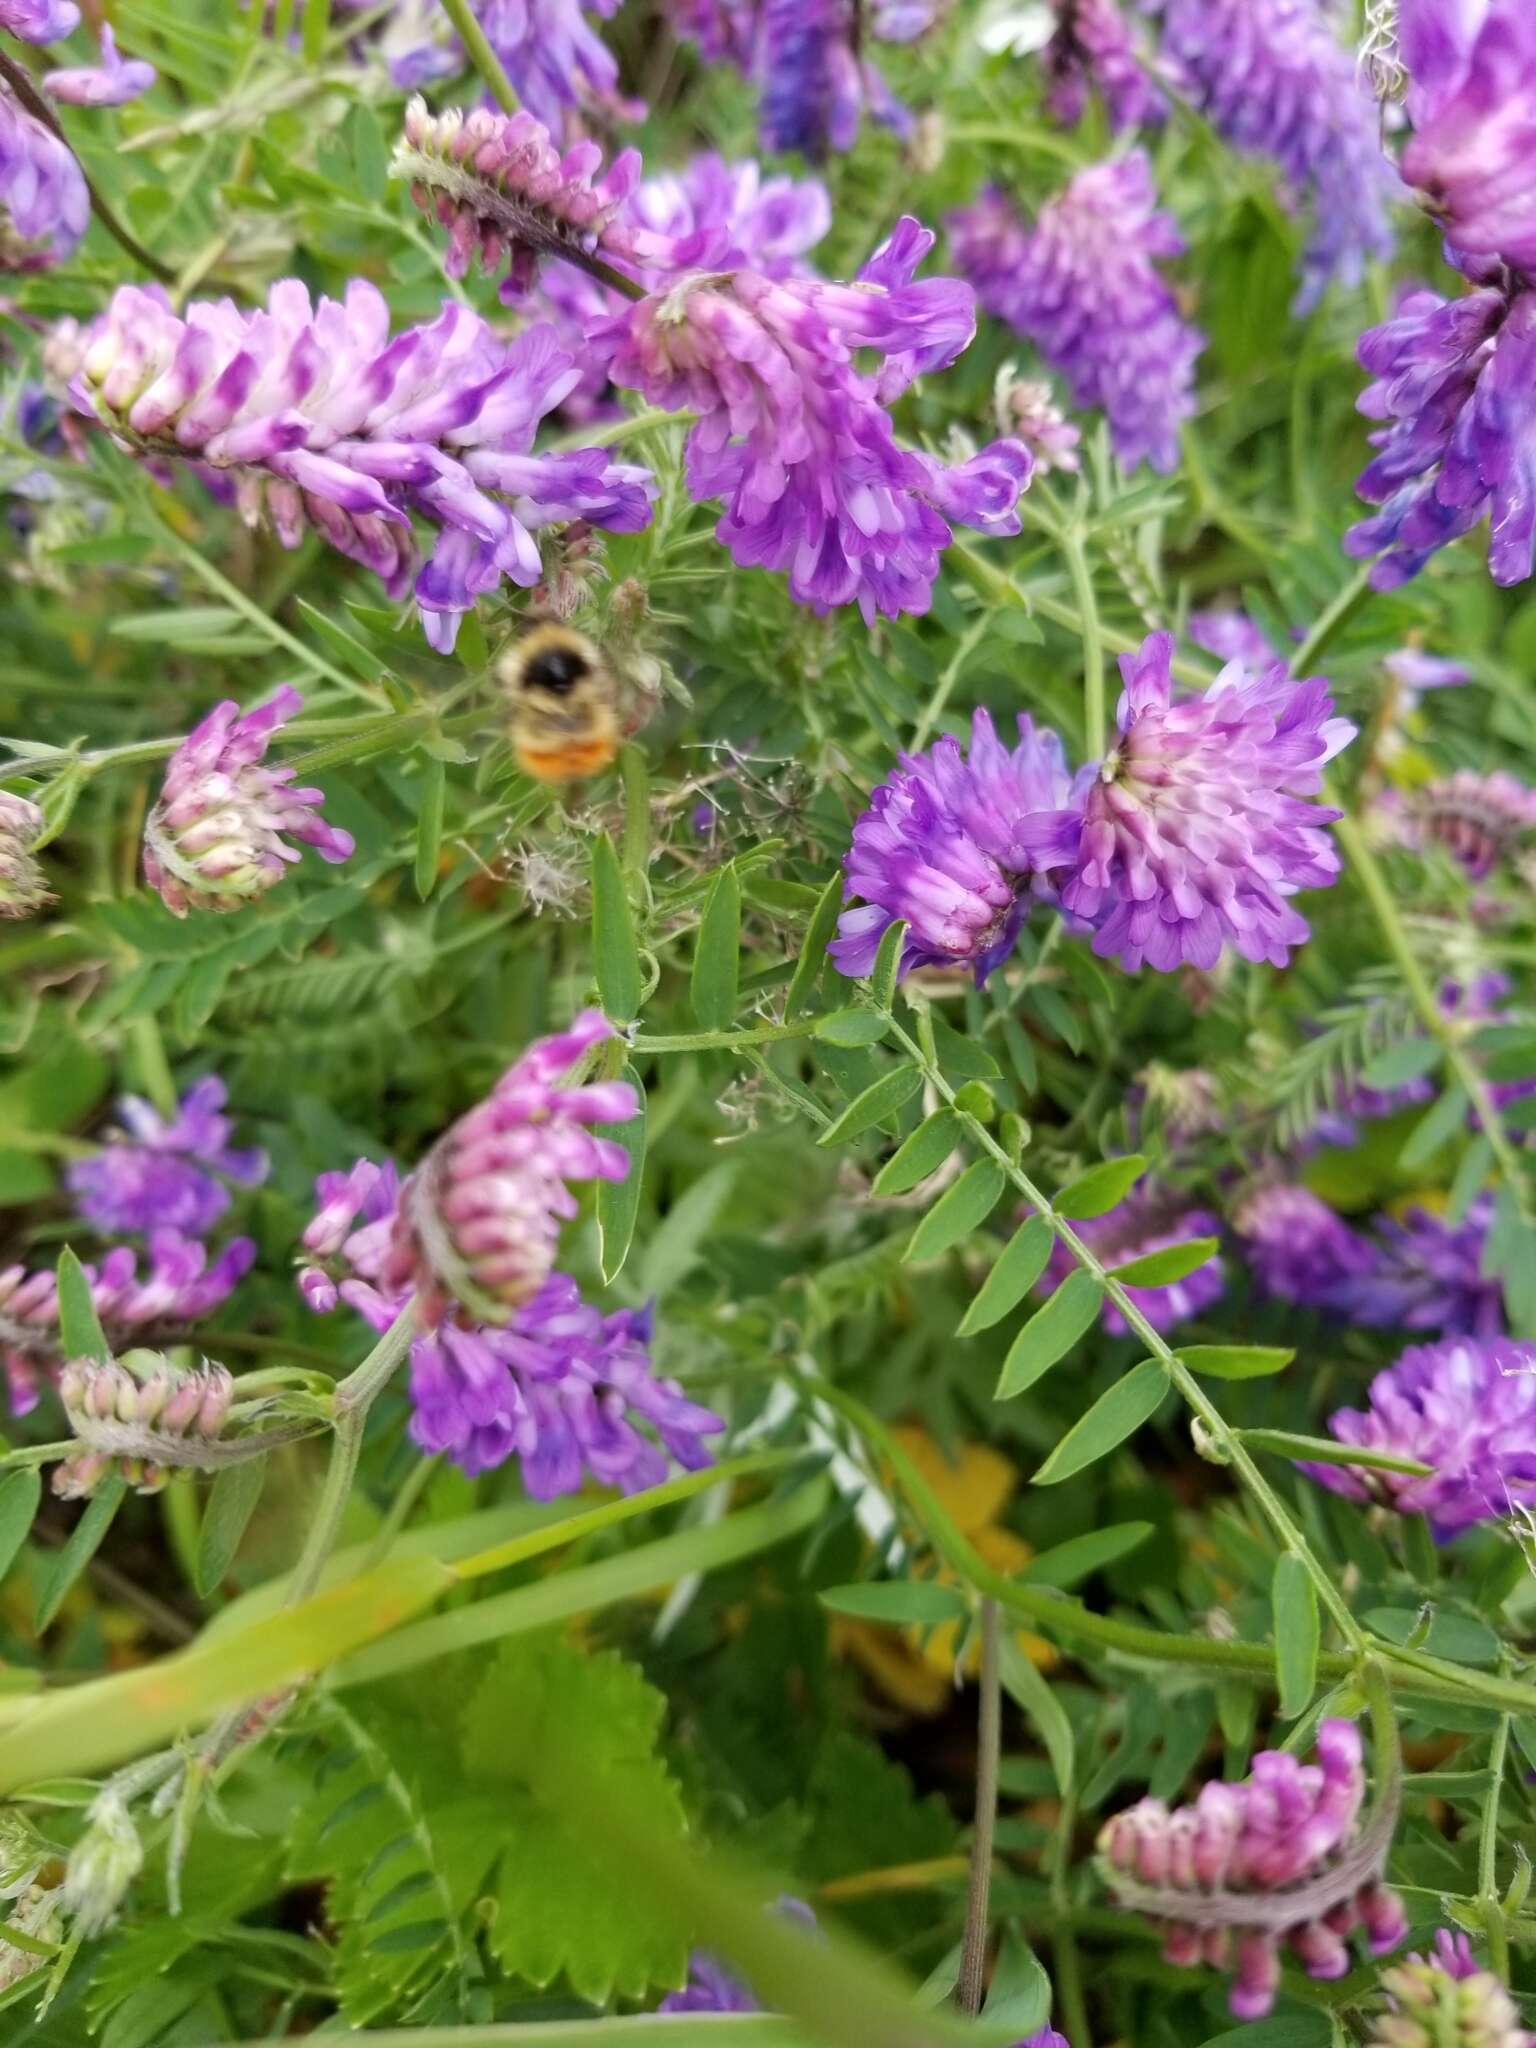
[912,616,990,753]
[1289,566,1375,676]
[956,1599,1001,2016]
[631,1017,822,1054]
[1061,523,1106,758]
[438,0,520,111]
[1480,1703,1513,1982]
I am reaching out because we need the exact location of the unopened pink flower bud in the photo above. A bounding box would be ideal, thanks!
[0,794,50,921]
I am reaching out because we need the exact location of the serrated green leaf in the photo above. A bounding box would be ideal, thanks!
[1021,1520,1154,1589]
[814,1008,890,1048]
[691,865,741,1031]
[597,1065,646,1285]
[35,1479,126,1632]
[195,1459,267,1599]
[958,1215,1053,1335]
[995,1268,1103,1399]
[1177,1344,1294,1380]
[818,1065,923,1148]
[1272,1553,1318,1720]
[1055,1155,1148,1220]
[1032,1360,1168,1485]
[590,832,642,1021]
[55,1248,109,1364]
[0,1467,41,1585]
[872,1110,961,1196]
[786,874,843,1018]
[818,1581,968,1625]
[1110,1237,1221,1287]
[904,1160,1005,1263]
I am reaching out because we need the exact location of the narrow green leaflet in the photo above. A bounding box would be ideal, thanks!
[1020,1521,1154,1589]
[0,1468,41,1584]
[872,1110,962,1196]
[412,755,445,900]
[1054,1154,1148,1220]
[997,1634,1074,1799]
[1111,1238,1220,1287]
[194,1458,268,1599]
[55,1248,110,1364]
[785,874,843,1018]
[1360,1037,1441,1089]
[691,864,741,1030]
[1239,1429,1431,1476]
[1032,1360,1169,1486]
[35,1478,127,1632]
[814,1008,890,1048]
[1272,1553,1319,1720]
[958,1215,1054,1336]
[904,1160,1005,1263]
[1177,1344,1295,1380]
[869,920,907,1012]
[590,832,642,1021]
[597,1064,647,1284]
[1400,1083,1470,1170]
[995,1268,1103,1399]
[817,1066,923,1149]
[981,1931,1051,2038]
[818,1582,968,1625]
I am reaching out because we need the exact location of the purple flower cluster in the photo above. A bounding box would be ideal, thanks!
[1043,0,1166,132]
[948,153,1202,474]
[1149,0,1396,310]
[1398,0,1536,278]
[1349,1196,1506,1340]
[357,0,632,128]
[833,630,1353,984]
[0,0,79,40]
[1303,1336,1536,1536]
[43,26,155,107]
[70,279,653,652]
[1409,768,1536,878]
[600,216,1032,623]
[66,1078,267,1238]
[1233,1183,1381,1310]
[142,688,354,916]
[0,86,88,272]
[1043,1188,1225,1336]
[1100,1721,1406,2020]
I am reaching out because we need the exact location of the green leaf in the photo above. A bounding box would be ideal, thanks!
[55,1248,109,1364]
[818,1582,968,1625]
[904,1160,1005,1263]
[1054,1154,1148,1220]
[1360,1037,1441,1090]
[292,598,386,683]
[981,1930,1050,2037]
[1111,1237,1220,1287]
[1401,1083,1469,1170]
[872,1110,961,1196]
[995,1269,1103,1399]
[300,0,329,61]
[814,1008,890,1048]
[870,920,907,1012]
[462,1636,692,2000]
[1272,1553,1318,1720]
[413,756,445,900]
[997,1634,1073,1798]
[0,1467,41,1584]
[786,874,842,1018]
[1239,1428,1431,1476]
[929,1013,1001,1080]
[590,832,642,1021]
[638,1162,736,1298]
[1021,1521,1154,1589]
[1177,1344,1294,1380]
[817,1066,923,1148]
[597,1065,646,1285]
[35,1478,126,1632]
[194,1459,268,1599]
[957,1215,1054,1336]
[691,864,741,1031]
[1032,1360,1168,1485]
[1197,2020,1330,2048]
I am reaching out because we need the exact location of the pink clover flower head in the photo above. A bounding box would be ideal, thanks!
[43,26,156,107]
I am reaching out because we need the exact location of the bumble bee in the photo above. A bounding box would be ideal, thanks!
[498,621,622,785]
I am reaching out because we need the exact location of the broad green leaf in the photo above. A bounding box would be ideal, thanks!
[1240,1428,1431,1476]
[958,1215,1054,1335]
[929,1013,1001,1080]
[817,1065,923,1148]
[786,874,842,1017]
[1178,1344,1294,1380]
[691,864,741,1031]
[35,1478,126,1632]
[814,1008,890,1048]
[1032,1360,1168,1485]
[872,1110,961,1196]
[1021,1521,1154,1589]
[1360,1037,1441,1090]
[818,1582,967,1625]
[0,1468,41,1584]
[55,1248,109,1364]
[904,1160,1005,1263]
[1111,1237,1220,1287]
[870,920,907,1011]
[194,1459,268,1599]
[995,1269,1103,1399]
[597,1065,646,1284]
[412,755,445,899]
[997,1634,1073,1798]
[1054,1154,1148,1220]
[1272,1553,1318,1720]
[590,832,642,1021]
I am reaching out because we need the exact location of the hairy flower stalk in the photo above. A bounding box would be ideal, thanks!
[66,1076,267,1237]
[0,85,88,271]
[52,1353,239,1497]
[1043,1188,1225,1335]
[1100,1721,1406,2020]
[0,790,50,917]
[141,688,353,916]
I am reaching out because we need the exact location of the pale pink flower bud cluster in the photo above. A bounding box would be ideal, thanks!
[54,1353,235,1497]
[1370,1929,1534,2047]
[0,791,50,919]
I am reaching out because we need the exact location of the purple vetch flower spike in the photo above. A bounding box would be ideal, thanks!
[1303,1335,1536,1536]
[600,217,1031,622]
[1369,1929,1535,2047]
[66,1078,267,1239]
[948,155,1202,474]
[43,26,156,107]
[0,87,88,272]
[0,0,79,40]
[142,688,354,917]
[829,709,1086,984]
[381,1010,638,1326]
[663,0,757,66]
[1397,0,1536,277]
[1345,1194,1506,1339]
[1408,768,1536,878]
[1043,0,1167,132]
[0,792,51,919]
[394,96,642,301]
[1042,1187,1225,1335]
[1099,1720,1406,2021]
[469,0,638,132]
[1232,1183,1381,1310]
[1148,0,1397,311]
[1060,631,1355,973]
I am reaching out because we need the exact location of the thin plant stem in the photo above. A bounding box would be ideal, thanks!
[956,1599,1001,2016]
[1479,1704,1513,1982]
[1050,1786,1091,2048]
[358,1452,442,1574]
[1060,522,1106,757]
[631,1017,822,1054]
[438,0,520,112]
[912,616,990,753]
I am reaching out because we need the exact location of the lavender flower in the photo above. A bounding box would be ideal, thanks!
[1043,0,1166,132]
[663,0,756,66]
[0,0,79,40]
[66,1078,267,1238]
[829,709,1085,983]
[1147,0,1397,310]
[757,0,935,159]
[1397,0,1536,277]
[1060,631,1354,974]
[1233,1183,1381,1308]
[1043,1188,1225,1336]
[1100,1721,1406,2020]
[1369,1929,1534,2048]
[141,688,353,916]
[949,154,1202,473]
[71,278,653,651]
[468,0,634,131]
[1188,610,1279,666]
[53,1354,235,1499]
[0,88,88,272]
[602,216,1030,622]
[659,1901,820,2017]
[43,26,155,106]
[1346,1195,1506,1339]
[1302,1335,1536,1534]
[0,792,50,918]
[1345,280,1536,590]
